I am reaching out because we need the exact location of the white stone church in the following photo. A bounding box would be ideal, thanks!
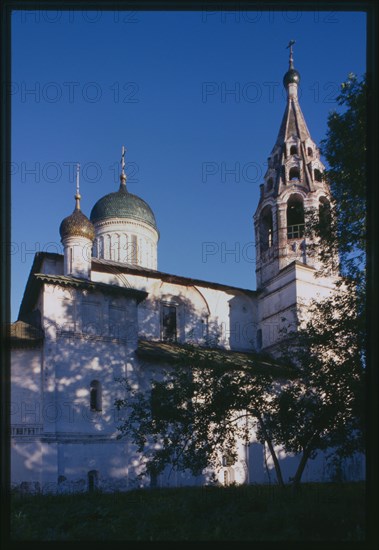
[10,49,364,492]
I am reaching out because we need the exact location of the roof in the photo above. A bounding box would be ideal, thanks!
[34,273,148,302]
[18,252,256,321]
[92,257,257,296]
[9,320,44,348]
[90,186,158,232]
[275,95,311,147]
[17,253,148,321]
[136,339,295,378]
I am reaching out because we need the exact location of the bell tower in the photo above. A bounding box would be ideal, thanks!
[254,42,332,290]
[254,43,338,353]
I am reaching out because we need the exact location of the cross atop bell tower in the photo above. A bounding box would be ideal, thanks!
[253,44,332,290]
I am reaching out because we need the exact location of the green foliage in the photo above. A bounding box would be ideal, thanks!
[320,73,366,282]
[10,483,365,541]
[271,73,367,480]
[116,353,276,480]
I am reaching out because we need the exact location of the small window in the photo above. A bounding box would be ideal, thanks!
[98,236,104,258]
[161,304,177,342]
[267,177,273,192]
[307,147,313,157]
[90,380,102,412]
[222,454,235,467]
[290,145,298,155]
[68,248,73,274]
[281,165,286,185]
[260,206,273,253]
[314,169,323,182]
[104,234,111,260]
[88,470,99,492]
[257,329,262,350]
[289,167,300,181]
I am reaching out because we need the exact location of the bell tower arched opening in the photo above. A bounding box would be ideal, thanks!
[289,166,300,181]
[287,194,304,239]
[260,206,274,252]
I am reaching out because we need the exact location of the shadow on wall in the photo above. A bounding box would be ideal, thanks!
[11,286,257,493]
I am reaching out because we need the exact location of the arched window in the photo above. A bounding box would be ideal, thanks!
[161,304,177,342]
[281,166,286,185]
[314,169,323,182]
[223,470,229,486]
[290,145,298,155]
[110,234,120,262]
[222,453,234,467]
[289,167,300,181]
[92,240,98,258]
[128,234,138,264]
[90,380,102,411]
[104,234,111,260]
[287,195,305,239]
[88,470,99,492]
[98,236,104,259]
[120,234,128,263]
[260,206,273,252]
[307,147,313,157]
[266,177,273,192]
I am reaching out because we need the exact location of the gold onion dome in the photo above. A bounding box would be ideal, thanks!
[59,193,95,241]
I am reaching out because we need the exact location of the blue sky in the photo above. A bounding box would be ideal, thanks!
[11,9,366,320]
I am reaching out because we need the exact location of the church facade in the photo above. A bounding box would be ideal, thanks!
[10,49,364,493]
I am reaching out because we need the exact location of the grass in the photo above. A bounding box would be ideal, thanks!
[10,482,365,541]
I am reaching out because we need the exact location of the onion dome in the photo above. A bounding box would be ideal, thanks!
[90,146,158,232]
[283,39,300,88]
[60,206,95,241]
[90,186,158,230]
[59,166,95,241]
[283,68,300,87]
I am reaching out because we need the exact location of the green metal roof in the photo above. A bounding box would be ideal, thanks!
[136,339,295,378]
[90,186,158,230]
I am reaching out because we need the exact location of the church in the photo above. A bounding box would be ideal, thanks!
[10,47,364,492]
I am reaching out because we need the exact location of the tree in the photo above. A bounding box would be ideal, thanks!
[264,74,367,484]
[267,73,366,483]
[313,73,366,284]
[115,347,291,487]
[264,286,365,485]
[116,74,366,488]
